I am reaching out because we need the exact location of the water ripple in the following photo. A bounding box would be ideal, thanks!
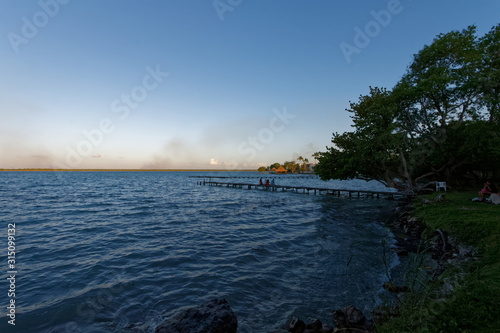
[0,171,398,333]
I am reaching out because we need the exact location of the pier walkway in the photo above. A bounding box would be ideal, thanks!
[198,180,406,199]
[190,175,318,179]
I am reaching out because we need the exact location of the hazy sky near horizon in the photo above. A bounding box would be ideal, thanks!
[1,0,499,169]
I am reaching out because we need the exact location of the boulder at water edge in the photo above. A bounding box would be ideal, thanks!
[332,305,374,332]
[155,298,237,333]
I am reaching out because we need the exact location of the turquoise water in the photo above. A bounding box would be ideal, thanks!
[0,171,399,333]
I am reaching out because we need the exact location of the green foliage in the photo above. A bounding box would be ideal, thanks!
[396,26,483,125]
[316,24,500,192]
[316,87,407,188]
[269,162,281,170]
[478,24,500,122]
[442,121,500,179]
[260,158,315,173]
[283,160,298,173]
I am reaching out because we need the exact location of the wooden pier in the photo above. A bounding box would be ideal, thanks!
[190,175,318,179]
[198,180,406,199]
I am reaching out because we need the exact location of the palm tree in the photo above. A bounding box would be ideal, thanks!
[297,156,304,173]
[300,158,309,172]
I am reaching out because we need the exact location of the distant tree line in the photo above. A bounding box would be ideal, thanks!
[315,24,500,193]
[258,154,320,173]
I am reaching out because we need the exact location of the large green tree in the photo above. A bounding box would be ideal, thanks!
[478,24,500,122]
[316,25,500,192]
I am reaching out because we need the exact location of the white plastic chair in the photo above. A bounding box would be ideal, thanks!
[436,182,447,191]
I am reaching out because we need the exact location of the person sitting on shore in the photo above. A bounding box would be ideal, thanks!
[479,180,498,201]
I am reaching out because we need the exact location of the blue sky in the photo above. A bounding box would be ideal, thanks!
[1,0,498,169]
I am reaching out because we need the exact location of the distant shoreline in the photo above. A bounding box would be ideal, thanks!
[0,169,257,172]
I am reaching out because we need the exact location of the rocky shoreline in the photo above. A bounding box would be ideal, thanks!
[388,197,477,279]
[152,196,477,333]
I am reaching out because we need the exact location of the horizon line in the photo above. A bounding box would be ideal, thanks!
[0,168,258,172]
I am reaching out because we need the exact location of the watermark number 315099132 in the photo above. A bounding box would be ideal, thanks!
[7,223,17,326]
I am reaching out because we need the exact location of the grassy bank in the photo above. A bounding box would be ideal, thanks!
[380,192,500,333]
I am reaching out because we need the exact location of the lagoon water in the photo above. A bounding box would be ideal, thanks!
[0,171,399,333]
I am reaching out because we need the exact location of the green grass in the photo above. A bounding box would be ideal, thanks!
[379,192,500,333]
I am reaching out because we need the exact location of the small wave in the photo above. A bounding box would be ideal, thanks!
[0,171,399,333]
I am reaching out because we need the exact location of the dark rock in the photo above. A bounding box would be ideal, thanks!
[306,318,322,330]
[332,306,374,332]
[320,325,334,333]
[422,198,432,205]
[269,330,288,333]
[435,194,445,203]
[286,316,306,333]
[396,249,408,257]
[457,244,474,257]
[383,282,410,293]
[332,309,346,327]
[407,217,418,225]
[154,298,237,333]
[345,306,365,326]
